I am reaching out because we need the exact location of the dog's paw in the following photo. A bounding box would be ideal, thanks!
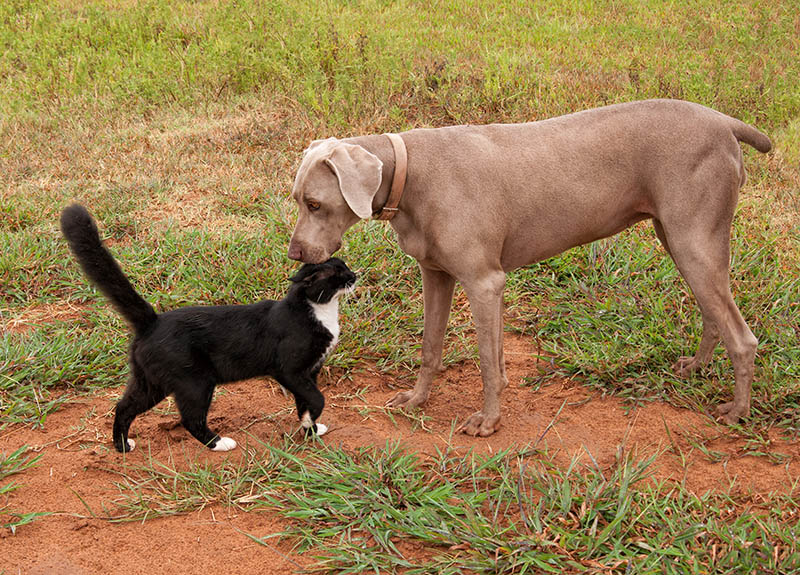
[126,438,136,452]
[315,422,329,436]
[716,402,748,425]
[672,356,703,378]
[212,437,237,451]
[458,411,501,437]
[386,390,427,409]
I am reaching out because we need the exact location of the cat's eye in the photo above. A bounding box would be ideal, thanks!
[307,200,321,212]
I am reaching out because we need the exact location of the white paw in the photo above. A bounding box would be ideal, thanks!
[315,422,328,436]
[300,411,313,429]
[127,439,136,451]
[212,437,237,451]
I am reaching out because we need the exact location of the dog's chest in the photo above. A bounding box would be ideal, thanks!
[310,299,340,362]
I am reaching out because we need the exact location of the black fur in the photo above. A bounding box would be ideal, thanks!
[60,204,356,452]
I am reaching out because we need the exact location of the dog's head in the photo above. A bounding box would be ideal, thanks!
[288,138,383,263]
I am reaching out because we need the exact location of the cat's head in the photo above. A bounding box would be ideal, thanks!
[289,257,357,304]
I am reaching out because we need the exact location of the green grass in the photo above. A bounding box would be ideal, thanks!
[2,0,797,430]
[2,0,800,129]
[98,438,799,573]
[0,446,48,533]
[1,0,799,564]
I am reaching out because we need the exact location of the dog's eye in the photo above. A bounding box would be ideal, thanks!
[307,200,321,212]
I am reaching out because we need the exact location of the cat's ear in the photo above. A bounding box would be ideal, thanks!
[290,265,333,284]
[289,267,310,283]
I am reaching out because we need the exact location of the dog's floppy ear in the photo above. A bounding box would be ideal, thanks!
[324,143,383,220]
[304,137,336,157]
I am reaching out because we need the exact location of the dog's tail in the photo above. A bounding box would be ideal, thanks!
[730,118,772,154]
[60,204,157,334]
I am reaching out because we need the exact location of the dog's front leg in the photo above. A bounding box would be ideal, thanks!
[458,270,507,437]
[387,266,456,409]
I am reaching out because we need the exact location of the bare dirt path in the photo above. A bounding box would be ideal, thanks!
[2,334,798,574]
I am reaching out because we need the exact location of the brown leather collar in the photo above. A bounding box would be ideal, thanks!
[375,133,407,220]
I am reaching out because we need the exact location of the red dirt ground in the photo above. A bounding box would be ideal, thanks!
[2,334,798,574]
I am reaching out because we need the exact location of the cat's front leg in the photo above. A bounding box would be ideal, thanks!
[282,376,327,436]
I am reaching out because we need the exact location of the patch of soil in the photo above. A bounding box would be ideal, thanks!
[1,334,798,574]
[1,302,89,335]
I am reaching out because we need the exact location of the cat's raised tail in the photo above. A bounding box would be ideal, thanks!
[60,204,158,334]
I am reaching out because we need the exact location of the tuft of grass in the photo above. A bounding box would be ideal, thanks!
[0,446,49,533]
[102,438,800,573]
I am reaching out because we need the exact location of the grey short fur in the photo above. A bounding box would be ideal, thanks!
[288,99,771,436]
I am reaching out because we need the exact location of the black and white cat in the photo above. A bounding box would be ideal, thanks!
[60,204,356,453]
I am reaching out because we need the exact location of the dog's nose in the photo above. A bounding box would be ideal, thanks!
[287,242,303,261]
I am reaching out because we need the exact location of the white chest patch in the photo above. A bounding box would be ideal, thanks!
[310,297,340,362]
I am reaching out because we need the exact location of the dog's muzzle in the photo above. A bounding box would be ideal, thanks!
[287,241,303,261]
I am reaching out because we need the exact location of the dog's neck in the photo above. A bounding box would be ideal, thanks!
[345,133,425,263]
[373,133,406,220]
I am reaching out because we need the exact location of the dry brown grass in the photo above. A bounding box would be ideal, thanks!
[1,301,89,335]
[1,98,312,236]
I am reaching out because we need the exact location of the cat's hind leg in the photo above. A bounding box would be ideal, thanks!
[173,378,236,451]
[113,366,166,453]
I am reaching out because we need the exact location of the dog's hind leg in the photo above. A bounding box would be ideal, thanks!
[113,366,166,453]
[653,218,721,375]
[655,213,756,424]
[387,266,456,409]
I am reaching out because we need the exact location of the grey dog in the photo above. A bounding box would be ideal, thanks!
[288,99,771,436]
